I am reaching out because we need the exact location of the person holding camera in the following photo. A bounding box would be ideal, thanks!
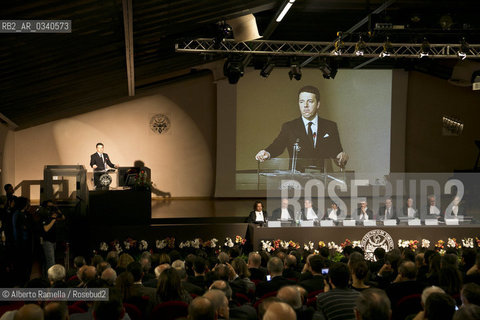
[39,200,65,271]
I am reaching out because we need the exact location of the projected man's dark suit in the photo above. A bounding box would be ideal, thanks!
[265,117,343,171]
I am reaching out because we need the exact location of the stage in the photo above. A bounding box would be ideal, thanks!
[84,197,480,253]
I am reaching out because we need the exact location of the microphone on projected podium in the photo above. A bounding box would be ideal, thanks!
[291,138,301,173]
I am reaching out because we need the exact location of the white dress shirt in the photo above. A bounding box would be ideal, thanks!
[255,211,265,222]
[359,208,369,220]
[328,209,338,221]
[407,207,417,219]
[305,208,317,220]
[452,205,458,216]
[302,115,318,147]
[280,208,291,220]
[429,206,440,215]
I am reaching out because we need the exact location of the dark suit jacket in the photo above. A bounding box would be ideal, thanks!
[246,211,268,224]
[271,207,294,221]
[354,207,373,220]
[90,152,115,171]
[248,267,267,281]
[299,274,325,293]
[265,117,343,171]
[255,276,296,298]
[377,206,397,220]
[301,207,319,220]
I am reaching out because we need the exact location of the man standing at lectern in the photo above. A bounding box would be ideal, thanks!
[255,85,348,171]
[90,142,118,189]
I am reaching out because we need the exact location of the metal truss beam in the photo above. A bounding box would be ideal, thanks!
[176,38,480,59]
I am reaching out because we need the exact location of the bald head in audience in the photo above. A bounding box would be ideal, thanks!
[101,268,117,286]
[248,252,261,268]
[44,302,68,320]
[203,290,229,320]
[354,288,391,320]
[14,304,44,320]
[263,302,296,320]
[277,286,302,310]
[188,297,215,320]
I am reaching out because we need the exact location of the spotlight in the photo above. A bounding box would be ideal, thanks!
[318,59,337,79]
[332,32,344,56]
[213,21,232,48]
[355,36,366,56]
[260,59,275,78]
[379,37,393,58]
[223,56,244,84]
[288,62,301,81]
[276,0,296,23]
[419,38,430,58]
[458,37,469,60]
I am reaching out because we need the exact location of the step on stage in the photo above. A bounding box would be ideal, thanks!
[86,196,480,252]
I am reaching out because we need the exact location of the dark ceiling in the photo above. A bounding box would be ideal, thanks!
[1,0,480,130]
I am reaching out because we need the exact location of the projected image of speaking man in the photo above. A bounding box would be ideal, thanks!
[255,85,348,171]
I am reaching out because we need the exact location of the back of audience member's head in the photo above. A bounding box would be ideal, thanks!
[259,251,270,268]
[348,252,364,268]
[462,283,480,306]
[172,259,185,270]
[424,292,456,320]
[374,248,386,261]
[353,246,365,256]
[188,297,215,320]
[212,263,229,281]
[74,256,87,269]
[97,262,111,276]
[257,297,282,320]
[421,286,445,306]
[402,248,415,262]
[44,302,68,320]
[267,257,284,276]
[319,247,330,259]
[47,264,66,284]
[157,267,183,302]
[231,257,250,279]
[114,271,134,301]
[175,266,187,281]
[126,261,143,282]
[263,301,296,320]
[277,286,302,310]
[343,246,354,257]
[462,248,477,268]
[424,250,437,266]
[81,266,97,284]
[329,262,350,289]
[154,264,171,279]
[309,255,324,274]
[117,253,134,270]
[453,304,480,320]
[439,264,463,296]
[209,280,232,300]
[442,254,459,268]
[415,253,425,268]
[140,251,152,273]
[203,290,229,320]
[193,257,207,275]
[106,251,118,269]
[25,278,50,289]
[168,250,181,263]
[248,252,261,268]
[158,253,171,266]
[284,254,297,269]
[14,304,44,320]
[101,268,117,287]
[351,260,369,281]
[91,255,104,267]
[93,289,124,320]
[354,288,391,320]
[398,261,417,280]
[217,252,230,264]
[386,251,402,273]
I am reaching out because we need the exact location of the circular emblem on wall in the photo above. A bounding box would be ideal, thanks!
[150,114,171,135]
[99,173,112,187]
[360,229,395,261]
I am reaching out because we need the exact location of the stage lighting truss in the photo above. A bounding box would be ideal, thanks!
[176,38,480,59]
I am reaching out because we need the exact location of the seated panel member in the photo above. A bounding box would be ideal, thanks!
[327,202,341,221]
[427,195,441,216]
[271,198,294,221]
[354,201,373,221]
[301,199,318,221]
[246,201,267,225]
[403,197,418,219]
[448,196,466,218]
[254,85,348,171]
[377,198,397,220]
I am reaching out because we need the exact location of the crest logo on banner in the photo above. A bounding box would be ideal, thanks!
[361,229,395,261]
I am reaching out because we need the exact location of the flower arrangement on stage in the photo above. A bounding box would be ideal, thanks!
[235,236,247,245]
[447,238,460,249]
[463,238,474,248]
[304,241,315,251]
[422,239,430,248]
[435,240,445,250]
[318,241,326,248]
[134,170,152,189]
[261,240,274,252]
[398,239,419,251]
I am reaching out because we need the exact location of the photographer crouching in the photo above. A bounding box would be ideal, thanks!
[38,200,66,273]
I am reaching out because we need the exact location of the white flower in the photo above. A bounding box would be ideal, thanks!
[462,238,474,248]
[261,240,273,252]
[421,239,430,248]
[193,238,201,249]
[156,240,167,249]
[114,243,122,253]
[352,241,361,248]
[99,242,108,252]
[139,240,148,251]
[124,241,131,250]
[447,238,457,248]
[327,241,337,249]
[281,241,289,249]
[309,241,315,250]
[225,237,234,248]
[211,238,218,248]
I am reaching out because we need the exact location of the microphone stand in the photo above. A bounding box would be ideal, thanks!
[291,139,301,174]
